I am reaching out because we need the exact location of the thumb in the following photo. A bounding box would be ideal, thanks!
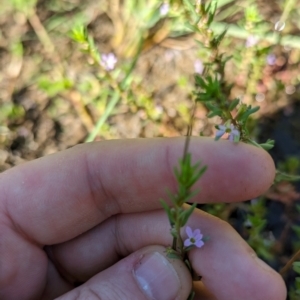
[55,245,192,300]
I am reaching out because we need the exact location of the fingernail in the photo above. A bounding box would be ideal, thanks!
[133,251,180,300]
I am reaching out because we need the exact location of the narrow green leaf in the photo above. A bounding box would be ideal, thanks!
[259,143,274,150]
[195,75,206,87]
[274,171,300,183]
[207,110,221,118]
[166,248,181,260]
[180,203,197,226]
[187,290,195,300]
[205,102,218,111]
[180,189,200,204]
[207,1,217,26]
[293,262,300,274]
[228,99,239,111]
[160,199,174,225]
[166,189,177,205]
[239,106,260,121]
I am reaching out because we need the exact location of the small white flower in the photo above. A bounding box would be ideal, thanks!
[100,53,117,71]
[194,59,204,74]
[160,3,169,16]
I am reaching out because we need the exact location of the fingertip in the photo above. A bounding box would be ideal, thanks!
[251,256,287,300]
[186,210,286,300]
[241,142,276,195]
[188,138,276,202]
[55,245,193,300]
[133,246,193,300]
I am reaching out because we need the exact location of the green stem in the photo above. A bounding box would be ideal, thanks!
[85,37,143,142]
[244,138,264,149]
[280,0,296,25]
[210,22,300,49]
[280,248,300,277]
[85,92,120,142]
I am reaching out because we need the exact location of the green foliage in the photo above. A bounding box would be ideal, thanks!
[192,13,274,149]
[38,77,73,97]
[201,203,227,220]
[245,198,274,261]
[245,4,262,25]
[11,0,37,13]
[289,262,300,299]
[71,23,144,142]
[160,151,206,258]
[70,26,88,44]
[0,103,24,124]
[275,157,300,183]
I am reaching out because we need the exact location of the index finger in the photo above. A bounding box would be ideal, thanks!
[0,137,275,245]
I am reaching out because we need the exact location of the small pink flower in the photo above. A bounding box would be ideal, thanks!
[184,226,204,248]
[266,54,276,66]
[101,53,117,71]
[245,35,259,48]
[194,59,204,74]
[215,123,240,142]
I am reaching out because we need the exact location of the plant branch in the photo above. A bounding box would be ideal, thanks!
[280,248,300,277]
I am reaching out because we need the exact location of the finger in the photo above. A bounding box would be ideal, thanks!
[0,138,275,245]
[49,207,286,300]
[41,260,73,300]
[54,246,192,300]
[193,281,217,300]
[0,226,47,299]
[187,210,287,300]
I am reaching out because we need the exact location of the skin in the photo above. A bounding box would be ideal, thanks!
[0,137,287,300]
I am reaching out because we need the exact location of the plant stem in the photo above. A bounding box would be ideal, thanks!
[210,22,300,49]
[280,248,300,276]
[84,37,143,142]
[27,9,56,54]
[85,91,120,142]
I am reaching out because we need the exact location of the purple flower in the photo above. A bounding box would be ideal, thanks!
[216,123,240,142]
[184,226,204,248]
[266,54,276,66]
[101,53,117,71]
[160,3,169,16]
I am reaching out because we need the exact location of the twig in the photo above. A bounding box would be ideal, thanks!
[27,9,56,54]
[85,91,120,142]
[280,248,300,276]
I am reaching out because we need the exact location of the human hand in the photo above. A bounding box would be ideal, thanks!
[0,137,286,300]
